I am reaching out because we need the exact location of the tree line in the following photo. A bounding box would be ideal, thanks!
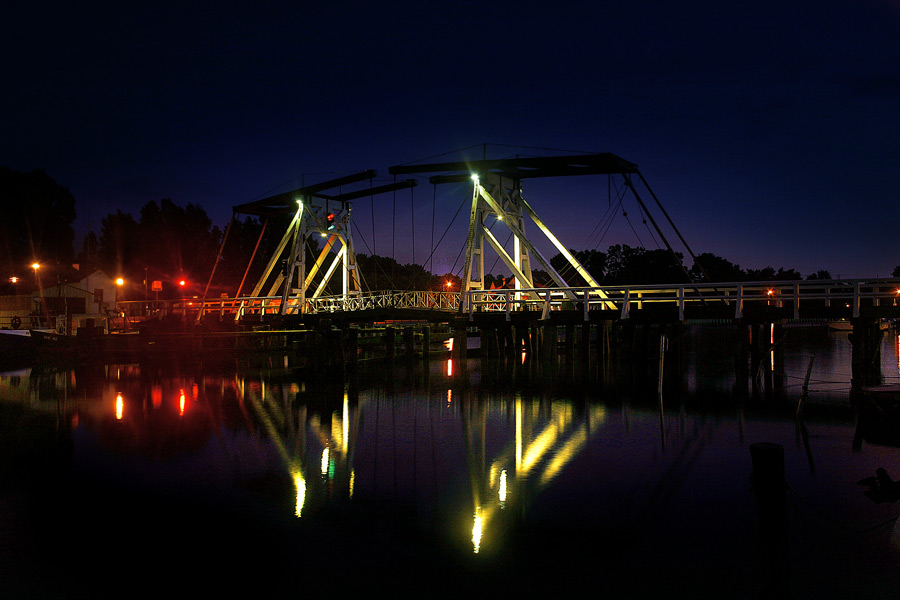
[2,167,898,299]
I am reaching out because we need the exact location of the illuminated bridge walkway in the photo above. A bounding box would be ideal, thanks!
[133,278,900,324]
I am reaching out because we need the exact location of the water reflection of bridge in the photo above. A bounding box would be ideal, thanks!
[238,367,609,553]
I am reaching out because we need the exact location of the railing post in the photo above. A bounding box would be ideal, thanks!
[853,282,861,318]
[583,289,590,322]
[735,285,744,319]
[677,286,684,321]
[620,289,631,319]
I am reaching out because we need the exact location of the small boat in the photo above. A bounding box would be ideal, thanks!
[827,319,894,332]
[0,328,36,354]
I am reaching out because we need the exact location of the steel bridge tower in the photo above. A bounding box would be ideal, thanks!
[232,171,416,315]
[390,153,691,311]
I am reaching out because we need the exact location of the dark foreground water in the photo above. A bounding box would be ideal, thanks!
[2,324,900,599]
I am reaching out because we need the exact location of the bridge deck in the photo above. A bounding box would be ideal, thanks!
[116,279,900,325]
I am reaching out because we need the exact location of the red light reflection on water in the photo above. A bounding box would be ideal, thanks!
[178,389,186,416]
[115,393,124,420]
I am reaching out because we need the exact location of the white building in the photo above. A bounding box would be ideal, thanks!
[0,269,119,332]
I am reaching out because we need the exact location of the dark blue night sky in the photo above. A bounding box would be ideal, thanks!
[2,0,898,279]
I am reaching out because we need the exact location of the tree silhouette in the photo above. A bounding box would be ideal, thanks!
[0,167,76,284]
[97,210,140,280]
[550,249,607,286]
[689,252,743,282]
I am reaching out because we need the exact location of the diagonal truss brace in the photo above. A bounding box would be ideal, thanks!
[247,198,361,315]
[461,173,616,312]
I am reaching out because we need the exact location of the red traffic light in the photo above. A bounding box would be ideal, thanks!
[326,213,336,230]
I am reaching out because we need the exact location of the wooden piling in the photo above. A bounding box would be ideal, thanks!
[452,322,467,361]
[580,322,591,367]
[422,325,431,361]
[850,318,884,390]
[385,326,396,359]
[346,328,358,365]
[564,324,576,365]
[404,326,415,357]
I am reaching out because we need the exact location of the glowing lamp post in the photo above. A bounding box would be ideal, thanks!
[115,277,125,330]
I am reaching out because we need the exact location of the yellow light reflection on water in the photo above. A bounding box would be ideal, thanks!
[447,358,453,377]
[472,508,483,554]
[321,447,330,475]
[293,469,306,518]
[115,393,124,420]
[498,469,508,503]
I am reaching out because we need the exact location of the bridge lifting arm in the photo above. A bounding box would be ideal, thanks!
[233,172,416,316]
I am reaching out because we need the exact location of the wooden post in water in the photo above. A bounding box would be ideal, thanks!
[452,321,467,362]
[422,325,431,362]
[403,326,415,357]
[346,327,358,366]
[385,326,396,359]
[596,322,610,370]
[481,326,497,360]
[850,318,884,390]
[750,323,763,396]
[580,322,591,368]
[750,442,789,599]
[541,322,556,366]
[564,323,575,366]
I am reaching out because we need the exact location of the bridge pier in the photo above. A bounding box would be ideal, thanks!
[346,327,358,366]
[452,321,468,363]
[403,326,415,357]
[385,326,396,359]
[850,318,884,390]
[540,322,557,368]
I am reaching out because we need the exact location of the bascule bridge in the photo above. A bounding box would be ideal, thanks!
[223,152,699,318]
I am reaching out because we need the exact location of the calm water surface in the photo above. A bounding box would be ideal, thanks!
[2,324,900,598]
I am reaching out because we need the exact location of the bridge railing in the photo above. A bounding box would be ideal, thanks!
[306,290,460,313]
[116,279,898,323]
[465,279,900,321]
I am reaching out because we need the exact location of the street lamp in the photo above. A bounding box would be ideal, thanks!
[115,277,125,331]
